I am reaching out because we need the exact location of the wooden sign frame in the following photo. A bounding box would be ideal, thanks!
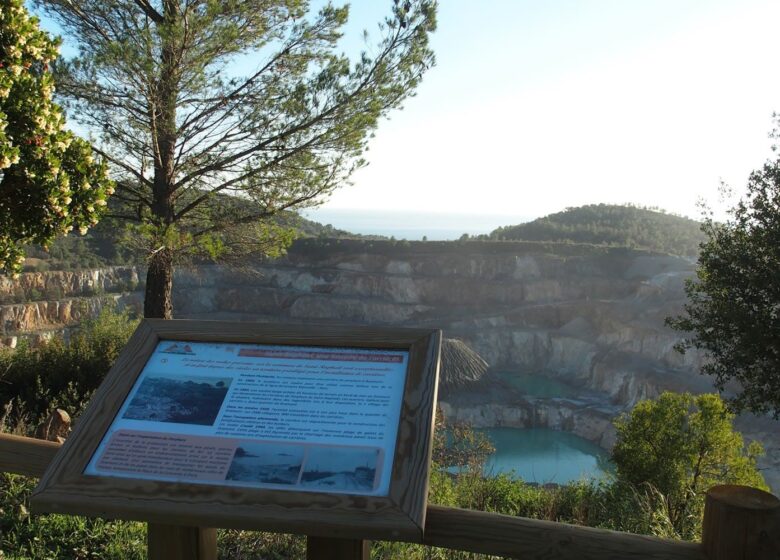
[31,319,441,542]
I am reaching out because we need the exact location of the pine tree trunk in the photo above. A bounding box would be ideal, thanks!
[144,248,173,319]
[144,0,178,320]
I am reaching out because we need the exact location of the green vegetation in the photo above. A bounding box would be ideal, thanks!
[23,236,114,272]
[290,236,646,260]
[28,233,645,274]
[668,157,780,418]
[0,315,768,557]
[15,203,704,274]
[0,474,146,560]
[0,307,139,426]
[20,209,364,272]
[612,392,766,540]
[490,204,705,256]
[0,0,113,275]
[35,0,436,318]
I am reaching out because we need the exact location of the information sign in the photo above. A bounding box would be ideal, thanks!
[86,341,408,496]
[31,320,441,542]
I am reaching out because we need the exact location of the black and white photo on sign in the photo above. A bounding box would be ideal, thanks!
[226,443,305,485]
[300,446,380,492]
[123,375,232,426]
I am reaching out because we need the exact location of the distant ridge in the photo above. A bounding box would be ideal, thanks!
[489,204,705,257]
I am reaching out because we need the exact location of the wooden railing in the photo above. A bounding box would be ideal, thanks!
[1,432,777,560]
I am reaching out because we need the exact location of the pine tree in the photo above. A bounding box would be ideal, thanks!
[34,0,436,317]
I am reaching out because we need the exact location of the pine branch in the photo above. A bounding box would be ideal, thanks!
[133,0,163,23]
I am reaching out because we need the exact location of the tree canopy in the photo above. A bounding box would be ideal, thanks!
[612,392,766,539]
[34,0,436,317]
[668,156,780,418]
[490,204,705,256]
[0,0,112,275]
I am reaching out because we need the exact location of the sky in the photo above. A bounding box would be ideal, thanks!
[311,0,780,221]
[35,0,780,228]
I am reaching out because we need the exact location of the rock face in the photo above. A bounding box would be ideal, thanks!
[3,239,778,491]
[0,267,143,344]
[0,267,141,305]
[171,241,707,408]
[439,398,618,450]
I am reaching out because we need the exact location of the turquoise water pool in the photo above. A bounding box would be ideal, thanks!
[472,427,612,484]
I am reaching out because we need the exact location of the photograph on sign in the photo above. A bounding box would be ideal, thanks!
[83,340,409,497]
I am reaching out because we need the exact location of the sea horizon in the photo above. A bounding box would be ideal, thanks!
[303,208,534,241]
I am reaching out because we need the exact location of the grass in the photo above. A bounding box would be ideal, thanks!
[0,475,146,560]
[0,467,680,559]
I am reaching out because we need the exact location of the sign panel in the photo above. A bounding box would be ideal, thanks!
[84,341,409,496]
[31,320,441,542]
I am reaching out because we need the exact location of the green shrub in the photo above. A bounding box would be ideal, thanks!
[0,307,139,428]
[612,392,767,540]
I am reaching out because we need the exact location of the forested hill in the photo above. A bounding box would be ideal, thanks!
[489,204,705,256]
[22,211,371,272]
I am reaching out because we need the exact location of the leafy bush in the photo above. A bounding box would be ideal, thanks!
[0,307,139,428]
[612,392,767,540]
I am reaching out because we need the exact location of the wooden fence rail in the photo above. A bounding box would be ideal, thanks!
[1,432,777,560]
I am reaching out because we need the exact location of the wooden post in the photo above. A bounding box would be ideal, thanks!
[306,536,370,560]
[702,485,780,560]
[147,523,217,560]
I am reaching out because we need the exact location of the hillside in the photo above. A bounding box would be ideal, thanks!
[21,203,707,271]
[489,204,705,257]
[21,211,369,273]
